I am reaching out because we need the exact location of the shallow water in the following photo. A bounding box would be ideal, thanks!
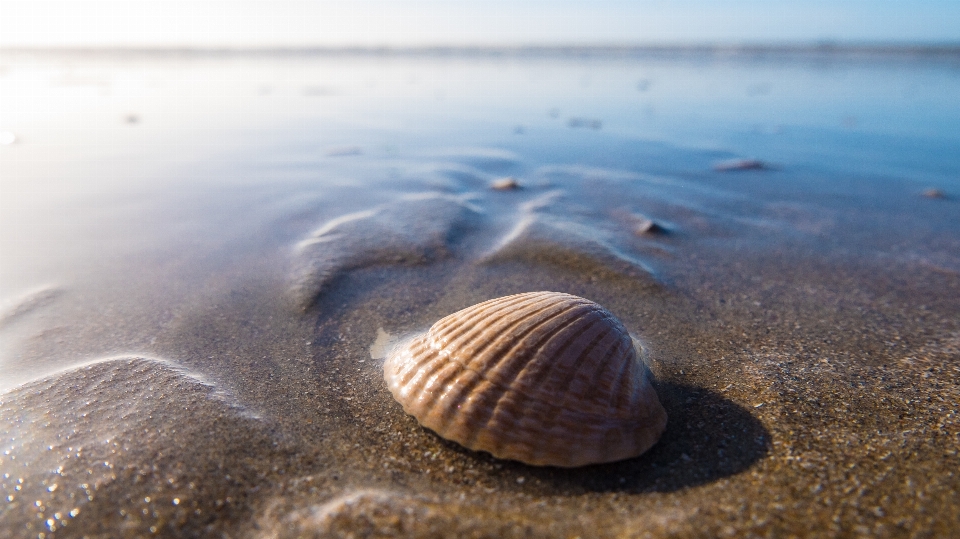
[1,49,959,537]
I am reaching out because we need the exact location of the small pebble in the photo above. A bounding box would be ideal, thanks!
[0,131,16,145]
[921,188,946,199]
[491,177,520,191]
[633,217,664,235]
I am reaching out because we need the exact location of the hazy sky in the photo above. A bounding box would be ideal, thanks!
[1,0,959,48]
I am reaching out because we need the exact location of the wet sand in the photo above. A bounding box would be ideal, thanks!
[1,49,959,537]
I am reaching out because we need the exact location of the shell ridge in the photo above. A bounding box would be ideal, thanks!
[426,296,522,353]
[591,327,633,395]
[421,362,479,427]
[415,301,578,434]
[432,292,556,342]
[452,295,572,364]
[465,300,592,384]
[560,337,639,463]
[477,310,610,457]
[452,302,596,450]
[599,338,639,414]
[414,296,556,392]
[431,294,557,357]
[406,354,475,428]
[404,298,568,402]
[613,349,648,414]
[575,315,639,413]
[513,306,609,391]
[393,337,436,386]
[421,354,471,400]
[429,294,534,344]
[567,322,630,412]
[423,301,578,426]
[395,343,473,414]
[394,338,445,391]
[526,316,621,460]
[385,345,415,388]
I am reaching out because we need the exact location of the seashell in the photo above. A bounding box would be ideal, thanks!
[383,291,667,467]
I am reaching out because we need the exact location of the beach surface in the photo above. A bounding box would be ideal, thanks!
[1,48,958,538]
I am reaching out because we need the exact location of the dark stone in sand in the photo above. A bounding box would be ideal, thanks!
[634,216,665,235]
[713,158,767,172]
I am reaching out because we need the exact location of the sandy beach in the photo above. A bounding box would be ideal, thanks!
[1,48,958,538]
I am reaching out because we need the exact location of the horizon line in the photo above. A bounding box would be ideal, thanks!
[4,42,960,57]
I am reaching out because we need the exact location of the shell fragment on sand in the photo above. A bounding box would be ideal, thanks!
[383,291,667,467]
[713,158,767,172]
[922,188,947,199]
[491,176,521,190]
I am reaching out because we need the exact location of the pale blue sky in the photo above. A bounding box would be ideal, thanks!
[1,0,958,48]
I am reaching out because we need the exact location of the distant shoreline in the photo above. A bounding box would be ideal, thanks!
[3,43,960,60]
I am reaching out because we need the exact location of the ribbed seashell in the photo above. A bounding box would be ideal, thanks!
[383,291,667,467]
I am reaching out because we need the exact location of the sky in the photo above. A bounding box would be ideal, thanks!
[1,0,959,48]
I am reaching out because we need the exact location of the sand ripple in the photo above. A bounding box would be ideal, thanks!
[289,193,479,309]
[483,201,660,286]
[0,285,62,329]
[255,489,582,539]
[481,191,658,285]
